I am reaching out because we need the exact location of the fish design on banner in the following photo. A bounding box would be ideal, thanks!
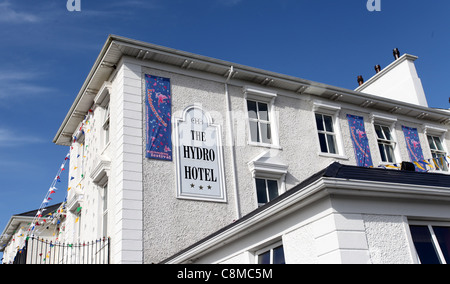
[347,114,373,167]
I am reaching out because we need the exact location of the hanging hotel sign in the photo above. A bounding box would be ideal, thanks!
[174,105,226,202]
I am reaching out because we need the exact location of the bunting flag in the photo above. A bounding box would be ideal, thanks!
[402,126,426,172]
[347,114,373,167]
[145,74,172,161]
[26,151,71,239]
[378,154,450,171]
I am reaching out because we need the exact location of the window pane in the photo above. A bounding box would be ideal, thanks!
[315,114,324,131]
[378,144,387,162]
[410,225,441,264]
[260,122,272,144]
[326,134,337,154]
[382,126,392,140]
[324,115,334,132]
[247,100,258,119]
[272,245,285,264]
[258,102,269,121]
[318,133,328,153]
[385,144,395,163]
[437,155,449,171]
[103,184,108,211]
[255,179,268,205]
[433,226,450,263]
[427,135,436,150]
[375,125,384,139]
[434,137,444,151]
[258,251,271,264]
[249,121,259,142]
[267,180,279,201]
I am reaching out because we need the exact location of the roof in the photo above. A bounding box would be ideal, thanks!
[0,203,63,251]
[162,162,450,263]
[53,35,450,145]
[13,203,63,218]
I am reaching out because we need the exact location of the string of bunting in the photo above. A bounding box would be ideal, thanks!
[27,152,71,237]
[5,111,94,259]
[379,155,450,171]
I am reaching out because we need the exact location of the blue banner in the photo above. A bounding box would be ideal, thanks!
[402,126,425,171]
[347,114,373,167]
[145,75,172,161]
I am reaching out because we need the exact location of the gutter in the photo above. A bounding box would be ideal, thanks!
[0,216,34,251]
[54,35,450,145]
[52,36,115,144]
[224,66,241,220]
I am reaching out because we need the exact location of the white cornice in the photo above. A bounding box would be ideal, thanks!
[163,175,450,264]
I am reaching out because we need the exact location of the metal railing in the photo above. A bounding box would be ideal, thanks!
[18,236,110,264]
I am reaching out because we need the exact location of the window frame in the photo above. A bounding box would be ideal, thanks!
[255,241,285,264]
[312,101,346,159]
[94,82,112,151]
[424,125,449,172]
[244,87,280,149]
[255,178,280,207]
[370,112,401,166]
[427,135,448,171]
[102,182,109,238]
[408,220,450,264]
[374,124,397,163]
[248,150,288,208]
[102,103,111,148]
[315,113,338,155]
[247,100,272,145]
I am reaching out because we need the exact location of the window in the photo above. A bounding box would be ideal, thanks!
[375,124,396,163]
[248,150,288,207]
[315,113,337,154]
[102,183,108,238]
[256,243,285,264]
[244,86,279,148]
[247,100,272,144]
[103,104,110,146]
[410,225,450,264]
[427,135,448,171]
[255,178,279,207]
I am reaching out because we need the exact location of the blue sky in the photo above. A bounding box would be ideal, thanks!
[0,0,449,256]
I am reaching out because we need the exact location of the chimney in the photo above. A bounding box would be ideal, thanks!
[393,48,400,60]
[374,65,381,73]
[357,75,364,86]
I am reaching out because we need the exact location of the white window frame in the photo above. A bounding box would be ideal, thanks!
[424,124,449,173]
[248,151,288,207]
[371,113,401,166]
[315,113,338,154]
[408,220,450,264]
[254,178,279,207]
[102,103,110,148]
[313,101,346,159]
[254,240,285,264]
[94,82,112,151]
[102,183,108,238]
[244,87,280,149]
[374,124,396,163]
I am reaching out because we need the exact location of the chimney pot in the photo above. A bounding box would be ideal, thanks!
[393,48,401,60]
[357,75,364,86]
[375,65,381,73]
